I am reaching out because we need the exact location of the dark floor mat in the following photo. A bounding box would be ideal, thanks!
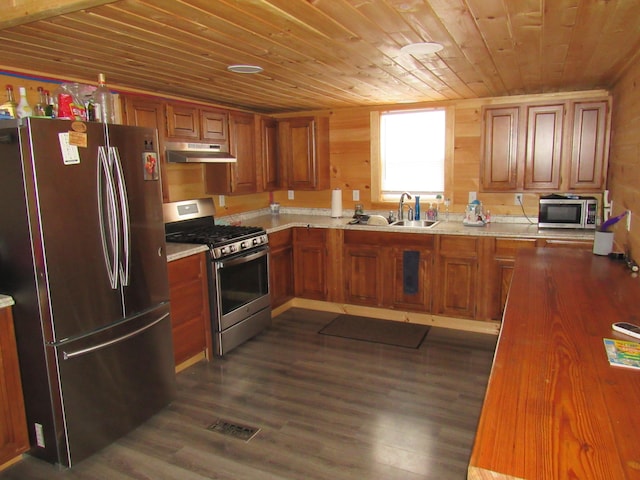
[319,314,429,349]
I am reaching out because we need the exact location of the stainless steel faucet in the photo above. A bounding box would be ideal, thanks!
[398,192,412,220]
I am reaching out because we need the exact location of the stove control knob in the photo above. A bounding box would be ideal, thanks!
[240,241,247,249]
[252,238,259,245]
[220,247,228,255]
[229,245,236,253]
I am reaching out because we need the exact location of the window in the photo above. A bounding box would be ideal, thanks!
[371,107,452,202]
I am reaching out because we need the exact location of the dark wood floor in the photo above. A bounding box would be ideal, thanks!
[1,308,497,480]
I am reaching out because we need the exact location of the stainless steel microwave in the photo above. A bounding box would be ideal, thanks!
[538,195,597,229]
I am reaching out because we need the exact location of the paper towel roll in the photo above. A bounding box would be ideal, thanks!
[331,189,343,218]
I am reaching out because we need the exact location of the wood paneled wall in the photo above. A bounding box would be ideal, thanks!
[609,62,640,259]
[0,71,610,219]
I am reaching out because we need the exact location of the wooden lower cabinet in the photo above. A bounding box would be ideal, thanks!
[484,237,538,320]
[268,229,294,308]
[293,228,328,300]
[344,243,384,306]
[435,236,480,319]
[343,230,434,312]
[0,306,29,467]
[484,236,594,320]
[167,253,212,366]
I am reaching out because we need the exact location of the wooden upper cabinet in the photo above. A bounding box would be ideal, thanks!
[260,116,280,191]
[524,104,564,191]
[121,95,169,202]
[568,101,608,190]
[480,107,520,191]
[166,103,200,139]
[205,111,257,195]
[279,115,330,190]
[201,108,229,143]
[166,103,229,144]
[481,97,609,193]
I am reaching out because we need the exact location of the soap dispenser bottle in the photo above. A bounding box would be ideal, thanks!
[414,195,421,220]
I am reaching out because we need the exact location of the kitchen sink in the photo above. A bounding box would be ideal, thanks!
[389,220,440,228]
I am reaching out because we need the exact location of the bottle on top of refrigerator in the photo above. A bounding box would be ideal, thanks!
[33,86,47,117]
[16,87,33,119]
[44,90,55,118]
[0,85,17,118]
[92,73,115,123]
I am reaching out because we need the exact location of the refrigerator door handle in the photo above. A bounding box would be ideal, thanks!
[97,146,120,289]
[62,312,170,360]
[110,146,131,286]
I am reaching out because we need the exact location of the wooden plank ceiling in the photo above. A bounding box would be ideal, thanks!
[0,0,638,114]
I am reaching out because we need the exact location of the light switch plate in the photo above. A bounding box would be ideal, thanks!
[468,191,477,203]
[218,195,225,207]
[353,190,360,201]
[288,190,294,200]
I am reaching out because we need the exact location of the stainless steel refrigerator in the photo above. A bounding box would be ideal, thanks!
[0,118,175,467]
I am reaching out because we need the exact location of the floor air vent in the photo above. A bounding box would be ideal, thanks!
[207,419,260,442]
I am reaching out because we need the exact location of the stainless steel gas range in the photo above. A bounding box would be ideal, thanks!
[163,198,271,356]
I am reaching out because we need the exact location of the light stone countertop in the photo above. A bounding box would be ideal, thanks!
[0,294,15,308]
[165,208,594,262]
[166,243,209,262]
[237,211,595,241]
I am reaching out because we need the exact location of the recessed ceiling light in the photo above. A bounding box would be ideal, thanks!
[227,64,264,74]
[400,42,444,55]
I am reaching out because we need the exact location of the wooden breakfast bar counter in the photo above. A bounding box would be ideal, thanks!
[468,248,640,479]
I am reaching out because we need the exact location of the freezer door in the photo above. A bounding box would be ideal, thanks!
[106,124,169,316]
[25,118,124,341]
[52,303,175,467]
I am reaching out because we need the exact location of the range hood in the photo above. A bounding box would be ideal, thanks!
[165,141,236,163]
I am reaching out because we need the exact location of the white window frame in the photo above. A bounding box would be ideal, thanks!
[370,106,454,203]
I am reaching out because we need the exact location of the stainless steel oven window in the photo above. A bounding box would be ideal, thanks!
[214,248,269,317]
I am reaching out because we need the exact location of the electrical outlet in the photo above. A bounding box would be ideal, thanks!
[353,190,360,201]
[288,190,294,200]
[218,195,225,207]
[468,191,477,203]
[627,211,632,231]
[514,193,523,205]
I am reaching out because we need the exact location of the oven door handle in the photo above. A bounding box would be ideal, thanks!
[217,247,268,268]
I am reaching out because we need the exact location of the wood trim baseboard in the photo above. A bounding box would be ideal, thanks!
[175,351,207,373]
[273,297,500,335]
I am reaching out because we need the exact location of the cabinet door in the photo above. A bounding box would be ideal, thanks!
[293,228,327,300]
[486,238,538,320]
[166,104,200,139]
[344,245,383,306]
[569,101,608,190]
[261,116,280,190]
[268,229,294,308]
[121,96,169,202]
[0,307,29,465]
[387,247,433,312]
[229,112,257,194]
[436,236,479,319]
[280,116,329,190]
[205,112,256,195]
[524,104,564,190]
[168,253,211,366]
[481,107,520,191]
[201,109,229,143]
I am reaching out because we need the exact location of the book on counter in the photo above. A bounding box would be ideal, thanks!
[603,338,640,370]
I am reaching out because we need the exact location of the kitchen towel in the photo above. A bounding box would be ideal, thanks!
[331,189,343,218]
[403,250,420,294]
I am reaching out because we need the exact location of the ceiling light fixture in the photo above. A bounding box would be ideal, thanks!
[227,64,264,74]
[400,42,444,55]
